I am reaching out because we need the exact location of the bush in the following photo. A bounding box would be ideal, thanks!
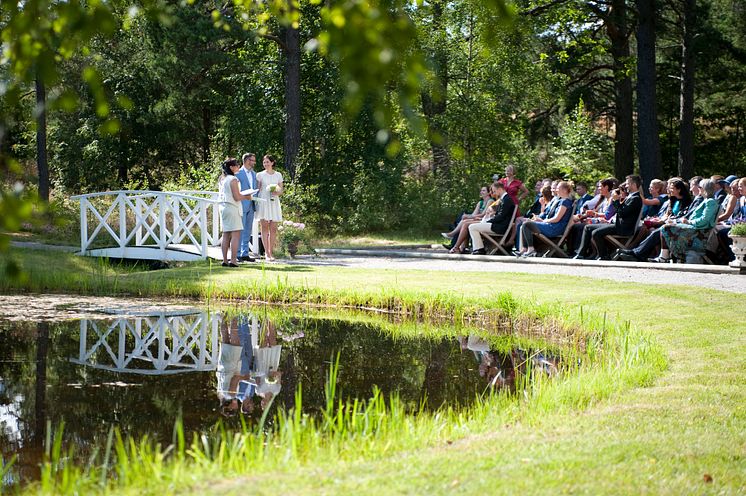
[729,222,746,236]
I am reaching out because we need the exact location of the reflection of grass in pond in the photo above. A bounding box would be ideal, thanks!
[26,302,661,495]
[7,248,743,494]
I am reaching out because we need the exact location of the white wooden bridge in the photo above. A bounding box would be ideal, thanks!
[71,190,259,261]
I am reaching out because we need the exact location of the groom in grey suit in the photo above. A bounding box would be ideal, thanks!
[236,153,257,262]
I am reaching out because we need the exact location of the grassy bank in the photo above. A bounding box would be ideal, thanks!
[2,248,744,494]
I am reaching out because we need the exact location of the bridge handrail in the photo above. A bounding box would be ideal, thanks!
[71,190,222,204]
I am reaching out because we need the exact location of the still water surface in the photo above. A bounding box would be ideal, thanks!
[0,307,561,486]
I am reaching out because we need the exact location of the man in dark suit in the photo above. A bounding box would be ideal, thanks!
[588,174,643,260]
[468,182,516,255]
[574,181,594,214]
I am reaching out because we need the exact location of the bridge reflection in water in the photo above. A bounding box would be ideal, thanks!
[70,310,258,375]
[1,310,568,489]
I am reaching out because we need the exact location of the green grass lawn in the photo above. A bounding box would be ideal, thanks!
[2,248,744,494]
[315,229,439,248]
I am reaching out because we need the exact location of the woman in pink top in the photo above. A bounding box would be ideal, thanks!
[498,164,529,210]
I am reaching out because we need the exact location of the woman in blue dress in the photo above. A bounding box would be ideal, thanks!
[516,181,574,257]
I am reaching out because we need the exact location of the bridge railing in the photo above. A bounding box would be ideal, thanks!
[71,190,221,259]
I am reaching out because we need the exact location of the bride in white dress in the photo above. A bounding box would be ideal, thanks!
[256,154,283,261]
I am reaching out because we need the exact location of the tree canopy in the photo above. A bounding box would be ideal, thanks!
[2,0,745,244]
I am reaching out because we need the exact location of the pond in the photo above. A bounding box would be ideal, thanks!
[0,304,565,487]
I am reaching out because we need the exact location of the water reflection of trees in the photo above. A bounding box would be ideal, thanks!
[0,311,565,488]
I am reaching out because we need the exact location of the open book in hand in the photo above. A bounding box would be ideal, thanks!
[240,188,260,197]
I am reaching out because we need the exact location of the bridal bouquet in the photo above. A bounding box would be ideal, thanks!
[267,184,278,201]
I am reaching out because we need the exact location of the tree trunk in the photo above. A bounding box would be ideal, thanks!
[636,0,662,188]
[421,0,449,176]
[35,77,50,202]
[419,340,451,409]
[34,322,49,442]
[283,16,301,182]
[117,134,128,184]
[201,105,211,164]
[678,0,696,179]
[607,0,634,180]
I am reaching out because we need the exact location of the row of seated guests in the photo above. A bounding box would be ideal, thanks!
[441,164,529,253]
[442,181,517,254]
[442,172,744,263]
[612,175,746,263]
[444,174,643,258]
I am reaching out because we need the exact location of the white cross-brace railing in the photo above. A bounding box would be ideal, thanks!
[71,190,223,260]
[72,190,261,260]
[70,311,222,375]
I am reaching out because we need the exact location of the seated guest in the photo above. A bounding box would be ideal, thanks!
[525,178,551,217]
[441,185,493,247]
[711,175,728,205]
[716,177,746,261]
[468,182,516,255]
[736,178,746,220]
[614,179,692,262]
[653,178,692,222]
[449,186,498,253]
[538,184,553,215]
[571,177,616,259]
[574,181,594,214]
[514,181,573,257]
[513,180,555,249]
[717,176,740,223]
[654,178,719,262]
[641,179,668,218]
[586,174,643,260]
[581,180,603,212]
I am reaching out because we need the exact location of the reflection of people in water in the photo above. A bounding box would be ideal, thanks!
[478,349,516,390]
[216,314,284,416]
[253,318,282,410]
[460,334,560,390]
[216,314,254,416]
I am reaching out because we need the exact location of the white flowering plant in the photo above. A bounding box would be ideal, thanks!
[278,220,312,255]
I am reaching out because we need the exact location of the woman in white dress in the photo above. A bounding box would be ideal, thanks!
[219,158,255,267]
[256,154,283,261]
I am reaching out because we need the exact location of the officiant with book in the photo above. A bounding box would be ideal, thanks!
[236,153,258,262]
[219,158,256,267]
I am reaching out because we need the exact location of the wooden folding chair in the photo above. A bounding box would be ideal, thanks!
[603,204,645,251]
[481,205,519,255]
[533,201,577,258]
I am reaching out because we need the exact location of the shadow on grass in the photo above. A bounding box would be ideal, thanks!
[208,262,315,273]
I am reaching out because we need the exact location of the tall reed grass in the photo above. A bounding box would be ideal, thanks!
[1,250,666,494]
[19,303,664,495]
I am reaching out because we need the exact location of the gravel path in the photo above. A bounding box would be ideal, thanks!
[285,251,746,294]
[9,241,746,294]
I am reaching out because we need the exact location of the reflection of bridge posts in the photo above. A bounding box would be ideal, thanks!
[71,311,222,375]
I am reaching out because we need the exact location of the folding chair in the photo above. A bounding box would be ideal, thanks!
[481,205,519,255]
[603,204,645,251]
[533,200,577,258]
